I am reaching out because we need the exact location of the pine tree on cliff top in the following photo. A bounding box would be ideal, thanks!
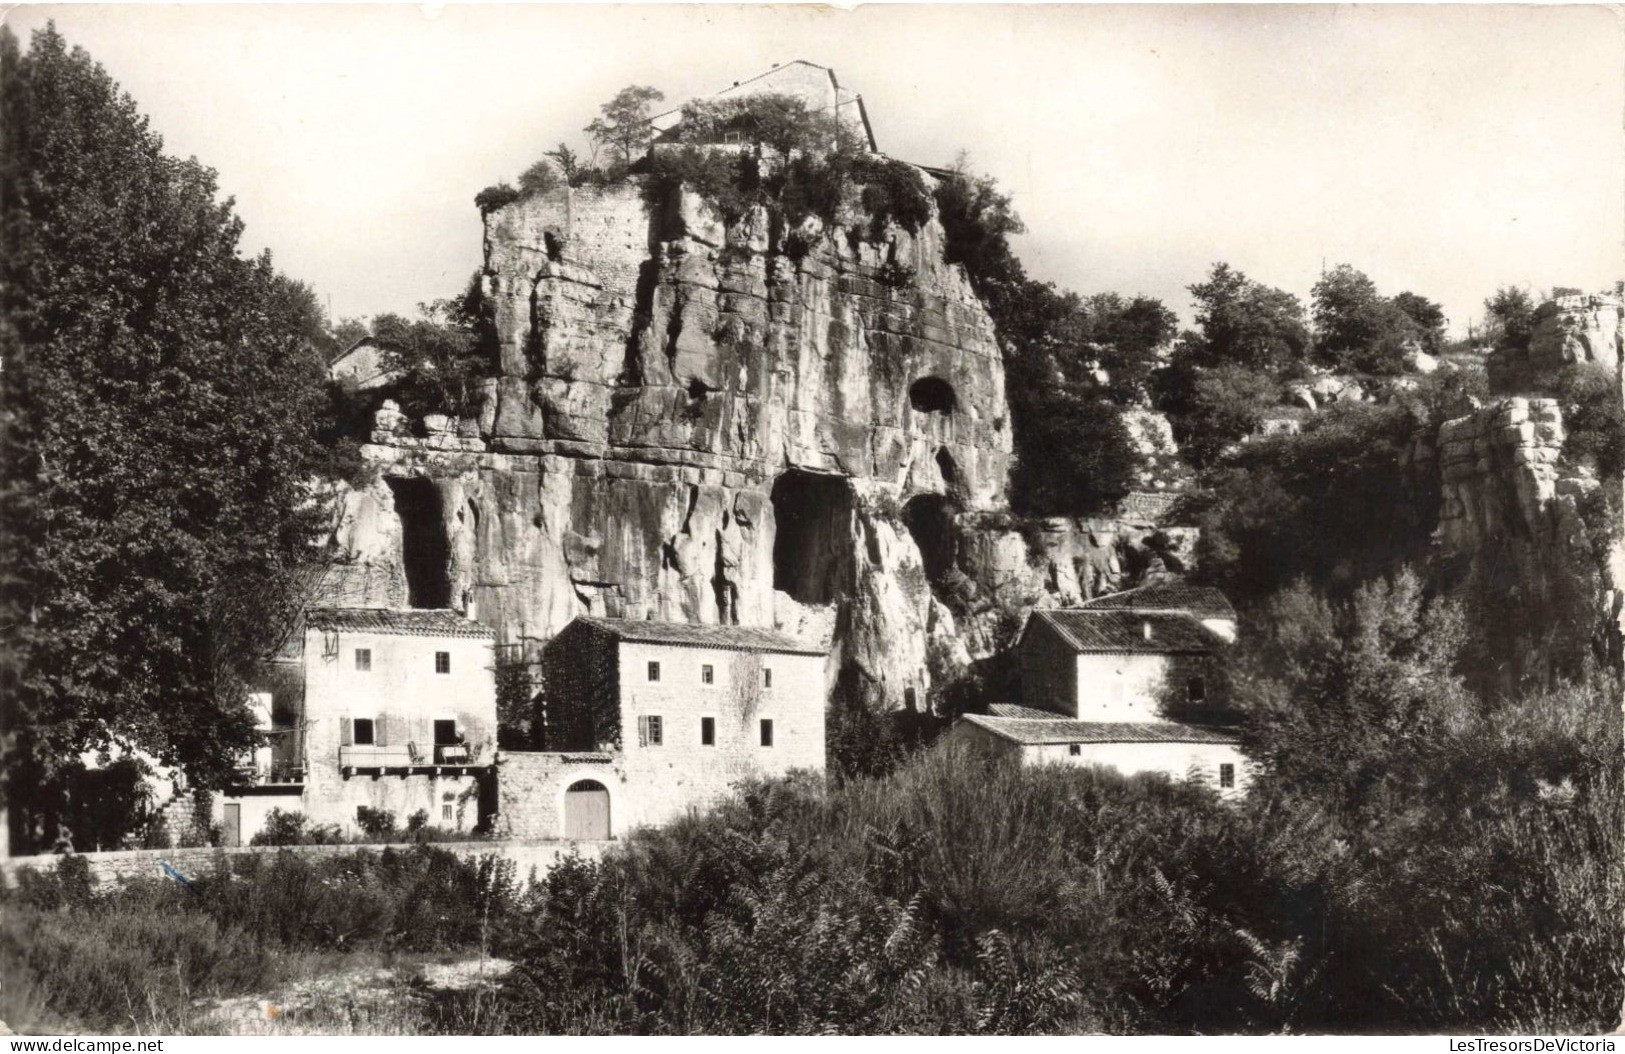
[0,25,333,850]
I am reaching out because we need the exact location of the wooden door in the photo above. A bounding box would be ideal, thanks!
[223,803,241,848]
[564,780,610,840]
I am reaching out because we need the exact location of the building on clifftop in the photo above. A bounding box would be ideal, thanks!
[648,60,877,153]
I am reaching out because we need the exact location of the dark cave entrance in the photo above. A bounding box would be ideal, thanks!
[770,470,855,605]
[903,494,960,582]
[908,377,957,415]
[386,476,452,609]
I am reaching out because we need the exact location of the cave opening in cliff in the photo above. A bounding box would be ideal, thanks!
[909,377,957,414]
[771,470,855,605]
[903,494,960,582]
[386,476,452,609]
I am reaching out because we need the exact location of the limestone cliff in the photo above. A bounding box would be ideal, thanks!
[317,176,1187,717]
[1405,397,1623,687]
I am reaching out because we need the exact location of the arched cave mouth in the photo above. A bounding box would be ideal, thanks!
[903,493,960,582]
[771,469,855,605]
[386,476,452,609]
[909,377,957,415]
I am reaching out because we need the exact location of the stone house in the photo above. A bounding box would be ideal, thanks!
[217,607,498,845]
[328,336,404,391]
[501,617,826,840]
[648,60,878,153]
[945,589,1248,797]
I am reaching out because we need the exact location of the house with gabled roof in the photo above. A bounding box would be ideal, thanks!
[216,606,498,845]
[504,617,827,840]
[648,60,878,153]
[946,588,1249,797]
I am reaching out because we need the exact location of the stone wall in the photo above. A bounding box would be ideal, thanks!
[0,839,606,890]
[495,751,624,841]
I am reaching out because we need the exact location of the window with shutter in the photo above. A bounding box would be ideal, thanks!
[340,718,354,747]
[638,715,664,747]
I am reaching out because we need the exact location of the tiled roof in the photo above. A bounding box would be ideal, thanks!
[988,702,1069,720]
[1116,490,1182,523]
[1081,583,1237,623]
[574,617,827,656]
[1030,609,1222,654]
[962,713,1241,746]
[305,608,494,639]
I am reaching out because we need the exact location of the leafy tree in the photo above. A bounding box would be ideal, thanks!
[1154,360,1281,469]
[1483,285,1538,355]
[1239,570,1476,818]
[517,158,562,197]
[1186,263,1310,373]
[674,93,841,156]
[1390,291,1446,355]
[474,182,520,216]
[1081,292,1178,402]
[585,84,664,167]
[1310,264,1419,376]
[370,270,493,421]
[544,143,584,185]
[330,316,370,351]
[0,25,334,850]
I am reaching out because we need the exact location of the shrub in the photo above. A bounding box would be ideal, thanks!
[250,807,309,846]
[356,805,397,839]
[475,183,521,215]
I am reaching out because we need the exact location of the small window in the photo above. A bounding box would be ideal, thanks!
[354,648,372,672]
[442,803,454,822]
[638,715,664,747]
[1188,677,1207,703]
[763,668,773,689]
[1219,763,1235,789]
[648,661,661,682]
[701,664,714,685]
[701,716,716,746]
[759,719,774,747]
[435,651,450,674]
[352,718,375,746]
[1069,744,1081,756]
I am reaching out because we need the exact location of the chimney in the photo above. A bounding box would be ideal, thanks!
[1142,619,1153,641]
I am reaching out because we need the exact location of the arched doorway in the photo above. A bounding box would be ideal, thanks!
[563,779,611,840]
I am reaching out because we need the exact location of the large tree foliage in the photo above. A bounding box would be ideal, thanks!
[1310,264,1425,376]
[0,25,333,850]
[1184,262,1309,373]
[934,165,1159,516]
[585,84,664,167]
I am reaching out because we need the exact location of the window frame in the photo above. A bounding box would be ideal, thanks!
[1219,762,1235,789]
[638,714,664,747]
[700,715,716,747]
[759,718,774,748]
[434,650,451,675]
[763,667,773,689]
[647,660,661,683]
[354,648,372,672]
[701,664,714,685]
[1187,676,1207,703]
[352,717,376,746]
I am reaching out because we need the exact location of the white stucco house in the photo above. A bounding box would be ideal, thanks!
[648,60,878,153]
[946,586,1249,798]
[217,607,498,845]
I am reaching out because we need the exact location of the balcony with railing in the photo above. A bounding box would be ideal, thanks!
[338,740,488,775]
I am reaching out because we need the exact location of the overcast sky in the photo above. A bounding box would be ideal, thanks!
[6,4,1622,334]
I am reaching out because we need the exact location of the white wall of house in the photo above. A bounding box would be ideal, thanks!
[612,642,825,834]
[300,627,496,831]
[1021,740,1250,799]
[1074,652,1172,720]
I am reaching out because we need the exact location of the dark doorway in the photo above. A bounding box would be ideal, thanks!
[434,720,458,745]
[903,494,959,581]
[386,477,452,608]
[770,469,855,605]
[564,779,611,840]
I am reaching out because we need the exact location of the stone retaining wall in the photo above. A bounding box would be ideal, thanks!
[0,837,608,890]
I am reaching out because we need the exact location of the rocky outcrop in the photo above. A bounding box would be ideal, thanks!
[1489,289,1625,393]
[321,177,1027,714]
[1404,397,1622,687]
